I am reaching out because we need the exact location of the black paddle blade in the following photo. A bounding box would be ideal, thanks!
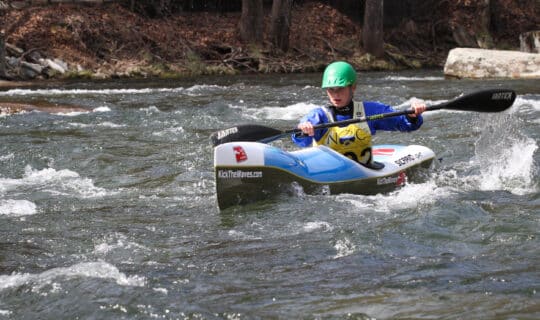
[441,88,516,112]
[210,124,284,146]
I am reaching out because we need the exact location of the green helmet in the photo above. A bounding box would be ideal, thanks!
[321,61,357,88]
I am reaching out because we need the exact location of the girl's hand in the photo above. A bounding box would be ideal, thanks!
[409,100,426,118]
[298,122,315,136]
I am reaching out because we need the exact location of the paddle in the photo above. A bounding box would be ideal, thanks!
[210,88,516,146]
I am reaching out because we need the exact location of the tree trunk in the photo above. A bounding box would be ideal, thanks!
[475,0,493,49]
[520,30,540,53]
[270,0,293,52]
[239,0,263,44]
[0,32,6,78]
[362,0,384,58]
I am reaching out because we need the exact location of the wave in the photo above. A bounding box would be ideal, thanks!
[0,261,145,292]
[337,180,452,213]
[0,84,227,97]
[93,233,150,256]
[0,153,15,161]
[69,121,126,129]
[0,166,112,198]
[384,76,445,81]
[231,102,321,121]
[0,199,37,217]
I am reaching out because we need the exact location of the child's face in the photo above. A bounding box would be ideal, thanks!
[326,85,355,108]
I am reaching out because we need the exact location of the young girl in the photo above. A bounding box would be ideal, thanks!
[292,61,426,168]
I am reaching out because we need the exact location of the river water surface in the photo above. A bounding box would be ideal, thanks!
[0,71,539,319]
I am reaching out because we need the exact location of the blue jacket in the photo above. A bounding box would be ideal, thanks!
[292,101,423,147]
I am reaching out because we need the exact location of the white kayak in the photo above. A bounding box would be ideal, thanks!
[214,142,436,210]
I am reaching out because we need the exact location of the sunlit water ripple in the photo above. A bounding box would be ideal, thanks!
[0,71,538,319]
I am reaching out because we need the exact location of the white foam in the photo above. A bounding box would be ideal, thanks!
[0,199,37,217]
[303,221,333,232]
[0,166,110,198]
[54,110,91,117]
[334,237,356,258]
[93,234,149,255]
[237,102,319,121]
[0,87,186,97]
[227,230,263,241]
[471,109,538,195]
[0,85,232,98]
[476,137,538,195]
[185,84,225,95]
[0,261,145,291]
[152,126,185,137]
[384,76,445,81]
[338,180,451,213]
[93,106,111,112]
[153,287,168,294]
[514,95,540,112]
[0,153,14,161]
[68,121,126,129]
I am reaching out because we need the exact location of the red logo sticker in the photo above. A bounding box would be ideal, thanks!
[373,148,395,156]
[396,172,407,186]
[233,146,248,162]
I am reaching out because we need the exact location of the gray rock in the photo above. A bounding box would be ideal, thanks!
[444,48,540,79]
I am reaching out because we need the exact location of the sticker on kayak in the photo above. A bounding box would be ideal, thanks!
[377,172,407,186]
[217,170,263,179]
[233,146,248,162]
[372,148,395,156]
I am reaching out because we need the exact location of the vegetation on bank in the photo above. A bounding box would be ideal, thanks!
[0,0,538,81]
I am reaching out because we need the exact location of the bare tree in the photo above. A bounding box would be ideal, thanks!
[362,0,384,57]
[239,0,263,44]
[0,32,5,78]
[270,0,293,52]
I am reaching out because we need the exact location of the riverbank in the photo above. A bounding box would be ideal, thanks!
[1,1,538,83]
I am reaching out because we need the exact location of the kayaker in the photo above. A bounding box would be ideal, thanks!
[292,61,426,168]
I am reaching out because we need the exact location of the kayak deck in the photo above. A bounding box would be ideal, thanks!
[214,142,435,210]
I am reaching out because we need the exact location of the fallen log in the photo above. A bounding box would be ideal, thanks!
[0,101,90,115]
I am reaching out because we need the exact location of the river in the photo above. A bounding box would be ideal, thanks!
[0,70,539,319]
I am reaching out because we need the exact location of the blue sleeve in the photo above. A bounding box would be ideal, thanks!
[291,108,330,147]
[364,101,423,134]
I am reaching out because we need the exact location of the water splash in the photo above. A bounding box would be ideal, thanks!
[475,137,537,194]
[472,111,538,195]
[337,180,452,213]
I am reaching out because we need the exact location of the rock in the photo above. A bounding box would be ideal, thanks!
[6,56,18,67]
[520,30,540,53]
[5,43,23,56]
[40,58,67,74]
[19,61,43,79]
[443,47,540,79]
[53,59,69,71]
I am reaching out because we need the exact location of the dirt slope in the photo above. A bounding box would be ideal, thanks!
[1,1,538,79]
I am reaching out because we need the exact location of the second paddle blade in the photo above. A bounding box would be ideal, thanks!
[210,124,284,146]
